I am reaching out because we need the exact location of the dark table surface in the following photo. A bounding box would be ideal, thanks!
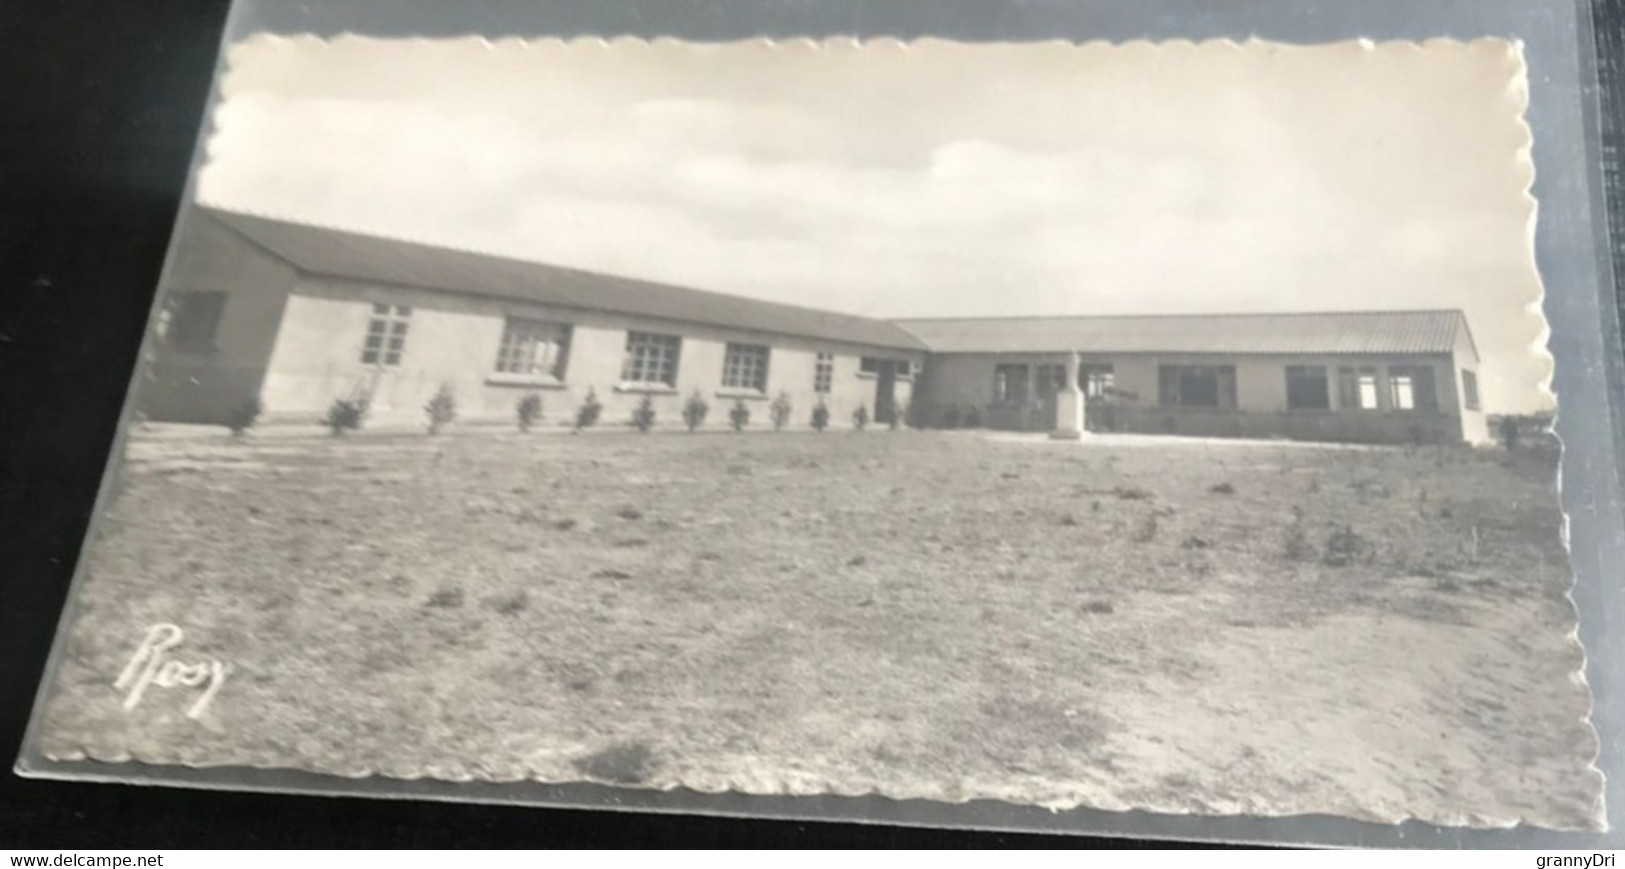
[1,0,1618,848]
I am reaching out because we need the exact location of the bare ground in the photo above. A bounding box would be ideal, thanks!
[34,427,1602,829]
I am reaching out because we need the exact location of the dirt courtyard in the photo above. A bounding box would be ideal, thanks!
[34,426,1602,830]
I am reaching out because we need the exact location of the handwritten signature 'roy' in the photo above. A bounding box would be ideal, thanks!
[115,623,230,720]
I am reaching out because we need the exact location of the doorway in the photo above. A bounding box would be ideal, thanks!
[874,362,899,425]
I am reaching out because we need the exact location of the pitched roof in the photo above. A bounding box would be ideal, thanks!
[893,310,1476,359]
[203,208,927,353]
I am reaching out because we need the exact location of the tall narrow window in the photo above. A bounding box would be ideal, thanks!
[1462,370,1481,411]
[621,331,681,386]
[1388,365,1437,411]
[813,352,834,394]
[361,303,411,366]
[722,343,770,392]
[166,291,227,352]
[1158,365,1236,408]
[1285,366,1330,410]
[495,318,571,379]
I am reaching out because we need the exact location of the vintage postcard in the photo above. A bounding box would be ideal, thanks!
[23,34,1603,832]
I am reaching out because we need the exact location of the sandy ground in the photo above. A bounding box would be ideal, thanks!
[33,426,1602,830]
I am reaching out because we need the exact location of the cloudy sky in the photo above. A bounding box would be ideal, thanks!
[198,36,1550,412]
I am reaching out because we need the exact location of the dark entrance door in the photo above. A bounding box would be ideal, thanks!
[874,362,899,425]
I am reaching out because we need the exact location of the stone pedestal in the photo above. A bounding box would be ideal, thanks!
[1050,351,1087,440]
[1051,388,1085,439]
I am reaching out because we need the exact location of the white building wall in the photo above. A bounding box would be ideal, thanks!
[258,275,922,431]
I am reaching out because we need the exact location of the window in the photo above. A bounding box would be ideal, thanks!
[895,359,915,379]
[722,343,770,392]
[1388,365,1437,411]
[1083,365,1115,399]
[166,291,226,351]
[1336,367,1380,410]
[993,364,1031,404]
[361,303,411,366]
[495,318,571,379]
[859,357,883,375]
[1159,365,1237,408]
[621,331,681,386]
[1285,366,1330,411]
[813,352,834,394]
[1034,364,1067,397]
[1462,370,1481,411]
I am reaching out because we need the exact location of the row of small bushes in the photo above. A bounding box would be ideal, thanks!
[223,386,920,437]
[611,389,897,434]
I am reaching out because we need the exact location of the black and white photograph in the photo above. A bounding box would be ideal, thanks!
[20,32,1604,834]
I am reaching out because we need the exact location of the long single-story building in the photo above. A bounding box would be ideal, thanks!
[899,310,1489,445]
[141,207,1489,445]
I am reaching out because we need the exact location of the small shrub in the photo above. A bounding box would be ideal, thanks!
[962,406,982,428]
[226,395,263,436]
[888,404,902,431]
[852,404,869,431]
[811,400,831,432]
[631,394,656,432]
[424,383,457,435]
[324,398,367,436]
[942,406,963,429]
[681,390,710,432]
[516,393,543,433]
[769,391,792,431]
[729,398,751,432]
[575,389,603,431]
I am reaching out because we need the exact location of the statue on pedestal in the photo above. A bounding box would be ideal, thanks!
[1050,351,1086,440]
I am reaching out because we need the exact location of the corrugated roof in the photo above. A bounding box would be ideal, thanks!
[204,208,927,353]
[893,310,1474,357]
